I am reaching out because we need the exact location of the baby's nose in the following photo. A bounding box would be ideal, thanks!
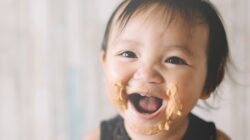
[133,66,164,84]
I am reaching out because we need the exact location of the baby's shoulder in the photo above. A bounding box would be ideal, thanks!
[216,129,231,140]
[83,128,100,140]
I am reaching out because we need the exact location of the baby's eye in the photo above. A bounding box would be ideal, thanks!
[165,56,187,65]
[119,51,137,58]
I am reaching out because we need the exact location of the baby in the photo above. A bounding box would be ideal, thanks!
[85,0,230,139]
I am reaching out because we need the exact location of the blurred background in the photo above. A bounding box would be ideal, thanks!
[0,0,249,140]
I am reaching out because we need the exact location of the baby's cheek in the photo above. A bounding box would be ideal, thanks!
[107,62,131,82]
[177,84,202,113]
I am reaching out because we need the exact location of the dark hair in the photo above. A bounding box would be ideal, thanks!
[101,0,229,94]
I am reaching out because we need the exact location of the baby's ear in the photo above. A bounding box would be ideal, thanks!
[100,51,106,64]
[199,90,211,100]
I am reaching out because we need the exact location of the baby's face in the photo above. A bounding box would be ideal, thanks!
[101,11,209,135]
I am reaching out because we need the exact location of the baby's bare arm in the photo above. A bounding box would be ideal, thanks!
[216,129,231,140]
[83,128,100,140]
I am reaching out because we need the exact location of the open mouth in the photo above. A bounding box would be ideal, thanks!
[129,93,163,114]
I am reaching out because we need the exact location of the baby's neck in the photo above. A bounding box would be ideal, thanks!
[124,117,189,140]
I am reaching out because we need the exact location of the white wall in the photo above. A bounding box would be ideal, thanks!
[0,0,249,140]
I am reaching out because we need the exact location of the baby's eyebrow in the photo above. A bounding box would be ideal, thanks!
[116,38,142,46]
[166,45,194,56]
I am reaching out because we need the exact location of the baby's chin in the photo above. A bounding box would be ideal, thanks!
[127,123,163,135]
[118,101,165,135]
[123,115,166,135]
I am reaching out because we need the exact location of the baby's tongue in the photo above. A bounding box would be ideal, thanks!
[138,96,161,113]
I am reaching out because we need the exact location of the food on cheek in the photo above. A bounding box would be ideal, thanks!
[108,81,128,110]
[162,84,183,131]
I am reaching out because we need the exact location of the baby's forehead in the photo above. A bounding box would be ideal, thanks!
[112,3,207,35]
[112,8,206,39]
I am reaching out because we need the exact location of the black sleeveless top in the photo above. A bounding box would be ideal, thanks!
[100,113,216,140]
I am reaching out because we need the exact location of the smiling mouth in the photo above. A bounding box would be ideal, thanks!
[129,93,163,114]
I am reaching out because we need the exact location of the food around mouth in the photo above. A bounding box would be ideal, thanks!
[110,81,183,134]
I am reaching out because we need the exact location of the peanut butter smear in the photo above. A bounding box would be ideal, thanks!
[163,83,183,131]
[109,82,183,135]
[110,81,128,110]
[130,83,183,134]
